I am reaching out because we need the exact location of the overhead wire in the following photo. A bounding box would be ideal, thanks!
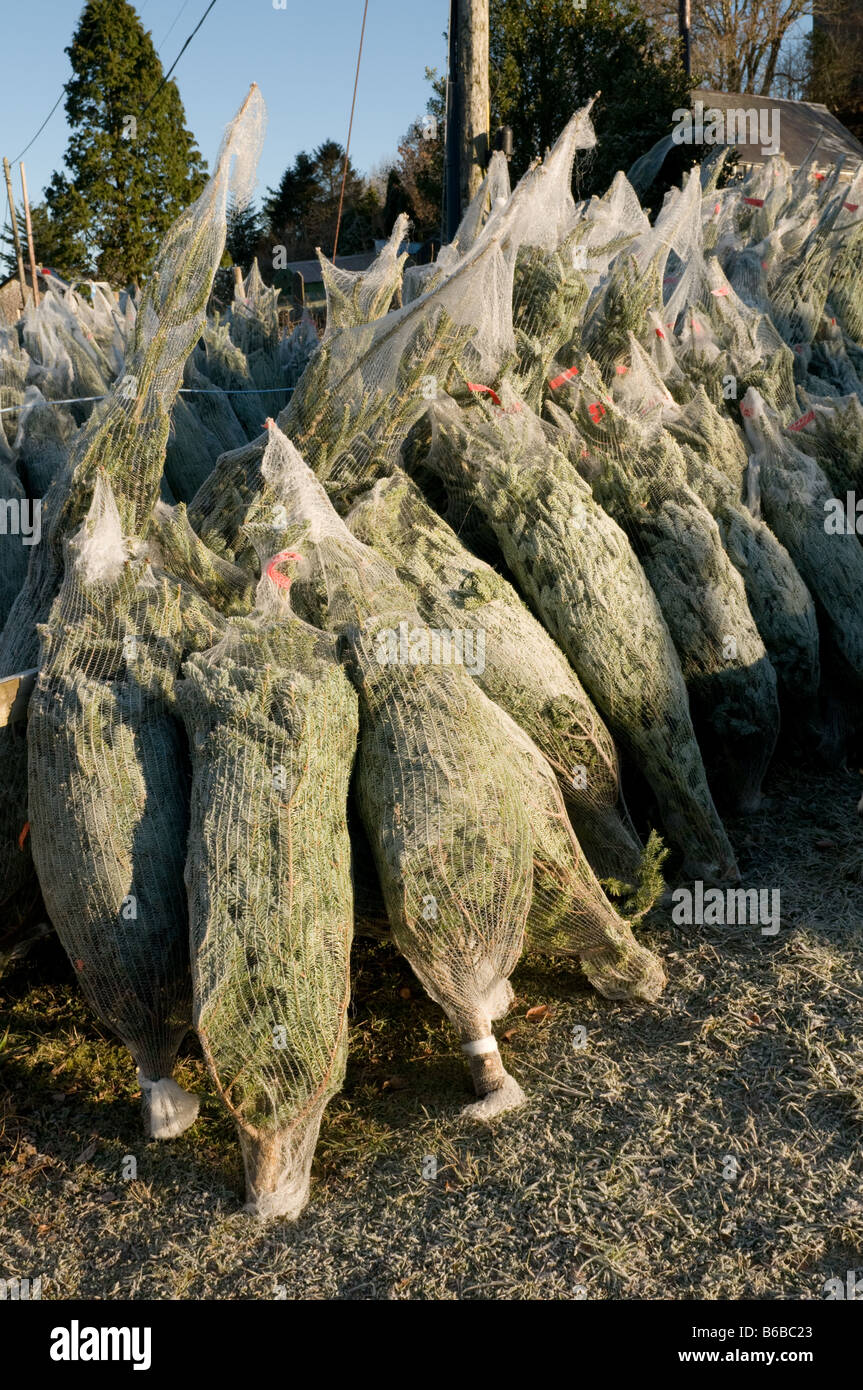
[141,0,218,114]
[156,0,192,54]
[332,0,370,260]
[7,0,208,169]
[11,90,66,166]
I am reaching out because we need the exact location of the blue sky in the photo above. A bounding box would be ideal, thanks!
[0,0,449,207]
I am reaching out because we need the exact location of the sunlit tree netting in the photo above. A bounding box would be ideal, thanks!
[3,83,863,1221]
[0,85,265,917]
[344,468,642,882]
[177,554,358,1218]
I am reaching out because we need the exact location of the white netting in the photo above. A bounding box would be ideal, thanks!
[8,90,863,1220]
[259,424,664,1077]
[740,386,863,678]
[178,547,358,1216]
[0,85,265,921]
[344,468,642,882]
[28,475,223,1135]
[320,214,410,336]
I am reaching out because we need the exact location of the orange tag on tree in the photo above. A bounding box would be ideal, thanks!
[788,410,815,431]
[548,366,580,390]
[266,551,302,590]
[467,382,502,407]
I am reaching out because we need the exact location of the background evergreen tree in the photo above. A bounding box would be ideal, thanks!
[490,0,692,201]
[264,151,319,261]
[807,0,863,141]
[383,169,414,234]
[263,140,380,262]
[385,69,445,240]
[1,202,89,282]
[225,198,265,273]
[45,0,207,286]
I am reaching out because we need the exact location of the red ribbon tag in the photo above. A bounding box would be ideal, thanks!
[266,550,302,590]
[655,328,665,339]
[467,382,502,406]
[845,202,859,212]
[588,402,606,424]
[743,196,765,207]
[548,366,580,390]
[788,410,815,431]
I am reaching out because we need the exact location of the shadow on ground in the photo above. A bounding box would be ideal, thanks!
[1,757,862,1299]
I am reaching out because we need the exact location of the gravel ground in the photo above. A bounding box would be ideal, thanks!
[2,755,863,1301]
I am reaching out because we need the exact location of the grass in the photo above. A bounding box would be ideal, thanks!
[2,753,863,1301]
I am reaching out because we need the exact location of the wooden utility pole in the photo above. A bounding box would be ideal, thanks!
[444,0,462,242]
[19,163,40,308]
[458,0,490,210]
[3,157,28,311]
[444,0,490,242]
[678,0,692,79]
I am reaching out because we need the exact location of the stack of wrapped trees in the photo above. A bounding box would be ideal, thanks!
[2,88,862,1219]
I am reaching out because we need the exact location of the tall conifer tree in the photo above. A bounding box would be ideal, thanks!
[46,0,207,285]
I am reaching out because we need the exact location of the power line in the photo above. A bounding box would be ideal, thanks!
[6,0,197,169]
[157,0,191,52]
[11,90,66,165]
[4,0,214,208]
[332,0,370,260]
[142,0,218,114]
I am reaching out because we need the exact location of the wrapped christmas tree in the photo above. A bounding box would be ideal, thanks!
[178,548,358,1218]
[257,422,664,1113]
[345,468,644,882]
[420,390,738,879]
[28,476,222,1136]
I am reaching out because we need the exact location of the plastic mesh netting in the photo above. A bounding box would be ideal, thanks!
[7,82,863,1221]
[0,84,265,915]
[258,423,664,1109]
[178,551,358,1216]
[28,475,222,1136]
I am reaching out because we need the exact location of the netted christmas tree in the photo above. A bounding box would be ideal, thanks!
[178,548,358,1217]
[28,475,223,1136]
[8,84,863,1217]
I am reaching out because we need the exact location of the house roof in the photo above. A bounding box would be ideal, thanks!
[628,91,863,194]
[282,251,377,286]
[691,89,863,168]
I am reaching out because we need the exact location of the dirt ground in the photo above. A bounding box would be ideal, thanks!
[2,754,863,1301]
